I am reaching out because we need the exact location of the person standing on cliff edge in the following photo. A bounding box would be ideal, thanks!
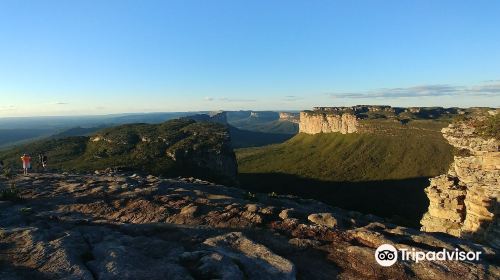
[21,154,31,175]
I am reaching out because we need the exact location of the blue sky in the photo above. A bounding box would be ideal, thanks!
[0,0,499,117]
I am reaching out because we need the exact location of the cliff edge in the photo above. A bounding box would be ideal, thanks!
[299,111,358,134]
[421,112,499,249]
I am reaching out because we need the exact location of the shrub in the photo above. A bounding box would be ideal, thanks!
[0,185,19,201]
[476,114,500,140]
[19,207,32,214]
[246,191,257,201]
[3,168,13,180]
[268,191,278,198]
[455,148,472,157]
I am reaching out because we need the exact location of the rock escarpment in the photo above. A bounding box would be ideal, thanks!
[279,112,299,124]
[299,111,358,134]
[1,172,498,279]
[421,116,499,249]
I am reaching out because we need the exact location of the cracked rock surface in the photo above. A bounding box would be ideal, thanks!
[1,172,498,279]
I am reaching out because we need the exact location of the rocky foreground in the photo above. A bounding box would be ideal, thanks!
[0,172,499,279]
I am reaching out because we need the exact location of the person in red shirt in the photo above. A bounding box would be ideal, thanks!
[21,154,31,175]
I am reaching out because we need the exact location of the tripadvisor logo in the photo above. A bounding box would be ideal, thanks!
[375,244,398,266]
[375,244,482,267]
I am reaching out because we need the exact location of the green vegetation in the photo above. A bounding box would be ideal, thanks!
[50,126,108,139]
[229,126,294,148]
[245,191,257,201]
[226,110,298,135]
[0,129,55,149]
[450,110,499,139]
[229,119,298,135]
[268,191,278,198]
[225,110,298,148]
[238,120,453,182]
[0,186,20,201]
[236,119,454,227]
[19,207,33,214]
[0,119,235,184]
[1,168,20,201]
[476,114,500,139]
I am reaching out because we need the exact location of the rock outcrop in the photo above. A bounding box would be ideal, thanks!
[299,110,358,134]
[279,112,299,124]
[1,172,498,279]
[421,116,499,249]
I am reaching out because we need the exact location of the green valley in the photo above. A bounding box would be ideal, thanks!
[237,120,453,181]
[236,119,455,226]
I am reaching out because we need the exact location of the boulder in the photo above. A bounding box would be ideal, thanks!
[308,213,338,228]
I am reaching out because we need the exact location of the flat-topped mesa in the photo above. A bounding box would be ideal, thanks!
[420,112,500,249]
[298,105,484,135]
[279,112,299,123]
[312,105,468,118]
[313,105,395,114]
[299,109,358,134]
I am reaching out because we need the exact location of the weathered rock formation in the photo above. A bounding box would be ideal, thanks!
[279,112,299,124]
[299,111,358,134]
[421,117,499,249]
[1,172,498,279]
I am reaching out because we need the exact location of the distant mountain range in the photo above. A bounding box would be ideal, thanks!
[0,110,300,148]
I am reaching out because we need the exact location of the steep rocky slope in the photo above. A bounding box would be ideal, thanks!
[421,114,499,249]
[1,172,498,279]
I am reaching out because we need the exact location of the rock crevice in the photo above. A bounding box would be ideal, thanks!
[1,172,498,279]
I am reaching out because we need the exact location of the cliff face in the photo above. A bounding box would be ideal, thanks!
[165,130,238,183]
[279,112,299,123]
[299,111,358,134]
[421,117,499,248]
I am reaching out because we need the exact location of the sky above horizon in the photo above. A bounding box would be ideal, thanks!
[0,0,499,117]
